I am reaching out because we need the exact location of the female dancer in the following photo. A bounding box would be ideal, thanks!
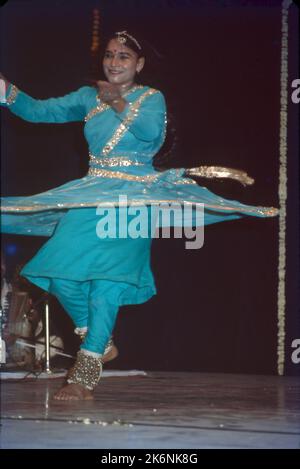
[0,31,278,400]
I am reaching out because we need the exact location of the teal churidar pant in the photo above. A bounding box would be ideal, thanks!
[50,278,129,355]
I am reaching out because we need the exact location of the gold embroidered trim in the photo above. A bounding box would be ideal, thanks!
[67,350,102,390]
[87,167,158,181]
[102,88,159,156]
[186,166,255,186]
[6,85,19,106]
[89,153,144,167]
[84,84,144,122]
[174,178,197,185]
[161,112,168,145]
[84,102,110,122]
[1,197,279,217]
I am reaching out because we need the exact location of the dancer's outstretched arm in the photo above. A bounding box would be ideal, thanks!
[0,75,90,123]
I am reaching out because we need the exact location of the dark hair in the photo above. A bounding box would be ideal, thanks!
[152,109,178,170]
[109,31,144,58]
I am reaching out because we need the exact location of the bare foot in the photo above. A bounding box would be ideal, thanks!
[53,383,94,401]
[102,344,119,364]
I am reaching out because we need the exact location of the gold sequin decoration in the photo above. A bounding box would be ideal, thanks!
[89,153,144,167]
[186,166,255,186]
[6,84,19,106]
[1,198,279,215]
[87,167,158,182]
[84,102,110,122]
[67,350,103,390]
[174,178,197,185]
[102,88,159,156]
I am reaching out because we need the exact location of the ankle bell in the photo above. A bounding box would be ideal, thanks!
[67,350,103,390]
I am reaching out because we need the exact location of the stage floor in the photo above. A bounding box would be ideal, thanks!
[1,371,300,449]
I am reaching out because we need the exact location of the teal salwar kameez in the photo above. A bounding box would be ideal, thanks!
[1,83,278,356]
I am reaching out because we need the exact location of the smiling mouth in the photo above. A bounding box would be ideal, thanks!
[108,70,123,75]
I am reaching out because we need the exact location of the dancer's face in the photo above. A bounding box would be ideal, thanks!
[103,39,144,87]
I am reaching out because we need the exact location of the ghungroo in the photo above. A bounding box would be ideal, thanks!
[67,350,103,390]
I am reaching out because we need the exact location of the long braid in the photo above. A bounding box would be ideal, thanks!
[153,110,178,170]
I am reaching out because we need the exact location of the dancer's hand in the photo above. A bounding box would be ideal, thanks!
[97,80,121,104]
[97,80,127,113]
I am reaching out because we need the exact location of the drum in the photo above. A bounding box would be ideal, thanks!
[5,290,35,368]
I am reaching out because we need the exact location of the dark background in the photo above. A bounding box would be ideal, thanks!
[1,0,299,375]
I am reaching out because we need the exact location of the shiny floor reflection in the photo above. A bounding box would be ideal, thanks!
[1,372,300,448]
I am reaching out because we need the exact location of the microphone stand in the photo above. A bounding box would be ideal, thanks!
[44,298,51,374]
[29,293,51,373]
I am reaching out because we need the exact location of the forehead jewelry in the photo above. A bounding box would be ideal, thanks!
[115,31,142,50]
